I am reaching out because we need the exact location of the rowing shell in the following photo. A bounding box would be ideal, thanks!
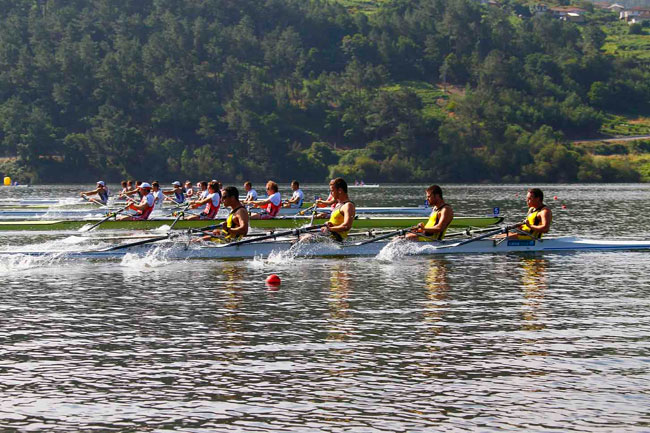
[4,237,650,260]
[0,216,503,231]
[0,206,442,219]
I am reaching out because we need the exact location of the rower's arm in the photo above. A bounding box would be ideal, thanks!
[329,203,356,233]
[129,201,147,211]
[80,188,99,196]
[252,198,270,206]
[423,207,454,235]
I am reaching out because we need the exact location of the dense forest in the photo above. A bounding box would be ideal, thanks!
[1,0,649,183]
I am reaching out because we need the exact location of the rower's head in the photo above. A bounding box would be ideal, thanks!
[135,181,142,187]
[426,185,443,206]
[96,180,105,188]
[291,180,299,191]
[171,181,182,190]
[266,181,278,194]
[330,177,348,200]
[152,181,160,191]
[207,181,218,193]
[244,181,252,191]
[527,188,544,207]
[121,180,127,188]
[184,180,192,188]
[139,182,152,193]
[222,186,240,207]
[127,180,134,188]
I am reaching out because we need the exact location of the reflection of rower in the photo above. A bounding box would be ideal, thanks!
[80,181,110,205]
[406,185,453,241]
[511,188,552,239]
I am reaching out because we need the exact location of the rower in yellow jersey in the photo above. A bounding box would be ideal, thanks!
[510,188,552,239]
[406,185,454,241]
[199,186,249,243]
[320,177,356,242]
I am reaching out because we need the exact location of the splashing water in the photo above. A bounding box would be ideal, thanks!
[375,238,433,262]
[0,251,70,273]
[119,244,176,269]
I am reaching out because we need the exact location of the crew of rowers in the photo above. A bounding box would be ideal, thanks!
[79,179,552,243]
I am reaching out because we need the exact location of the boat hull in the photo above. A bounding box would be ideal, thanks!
[4,237,650,260]
[0,216,503,231]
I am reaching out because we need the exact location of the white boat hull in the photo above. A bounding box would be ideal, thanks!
[3,237,650,260]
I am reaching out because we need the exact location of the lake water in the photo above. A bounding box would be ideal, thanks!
[0,184,649,432]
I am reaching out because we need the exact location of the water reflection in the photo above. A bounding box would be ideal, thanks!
[520,257,548,331]
[423,259,450,340]
[220,264,246,336]
[326,262,353,343]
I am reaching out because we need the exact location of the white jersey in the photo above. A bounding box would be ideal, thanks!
[268,192,282,207]
[142,193,155,208]
[289,189,304,208]
[199,189,209,200]
[152,190,165,209]
[246,189,258,201]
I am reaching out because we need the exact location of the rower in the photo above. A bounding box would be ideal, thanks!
[250,181,282,220]
[163,181,186,204]
[510,188,552,239]
[117,180,128,199]
[406,185,454,241]
[314,179,336,209]
[121,180,142,200]
[151,181,165,211]
[312,179,337,218]
[320,177,356,242]
[119,182,154,220]
[184,180,194,198]
[80,181,110,205]
[195,181,208,200]
[243,181,258,202]
[187,180,221,220]
[283,180,304,208]
[201,186,250,243]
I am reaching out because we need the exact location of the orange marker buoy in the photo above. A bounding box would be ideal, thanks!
[266,274,281,285]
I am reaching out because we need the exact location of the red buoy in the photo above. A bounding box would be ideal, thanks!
[554,196,558,200]
[562,204,567,209]
[266,274,281,285]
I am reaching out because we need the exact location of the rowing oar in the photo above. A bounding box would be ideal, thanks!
[219,224,326,248]
[83,204,131,232]
[297,204,317,216]
[349,227,415,247]
[434,223,521,250]
[101,204,191,251]
[168,203,191,230]
[81,194,108,208]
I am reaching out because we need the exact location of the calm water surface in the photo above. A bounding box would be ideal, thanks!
[0,184,649,432]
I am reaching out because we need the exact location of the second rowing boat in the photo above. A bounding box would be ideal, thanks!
[0,216,503,231]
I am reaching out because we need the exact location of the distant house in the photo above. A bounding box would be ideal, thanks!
[608,3,625,13]
[620,7,650,22]
[548,6,587,23]
[549,6,587,19]
[629,10,650,24]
